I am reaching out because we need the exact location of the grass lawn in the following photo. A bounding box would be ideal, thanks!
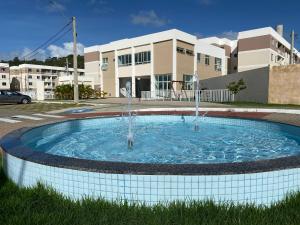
[222,102,300,109]
[1,155,300,225]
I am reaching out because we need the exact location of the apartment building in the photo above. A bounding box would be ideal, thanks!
[0,63,10,90]
[199,37,238,74]
[84,29,226,98]
[200,26,300,73]
[9,64,86,93]
[237,26,300,72]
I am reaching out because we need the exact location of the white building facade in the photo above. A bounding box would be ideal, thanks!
[84,29,226,98]
[0,63,10,90]
[199,26,300,73]
[9,64,88,94]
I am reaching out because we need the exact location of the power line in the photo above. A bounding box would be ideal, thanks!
[26,27,72,60]
[23,20,72,60]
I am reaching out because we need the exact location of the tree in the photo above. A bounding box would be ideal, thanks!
[10,77,21,91]
[227,79,247,95]
[2,55,84,69]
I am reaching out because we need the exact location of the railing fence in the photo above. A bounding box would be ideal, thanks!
[20,90,55,100]
[141,89,234,102]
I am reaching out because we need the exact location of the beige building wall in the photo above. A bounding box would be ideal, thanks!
[200,67,270,103]
[238,49,271,72]
[197,54,222,80]
[135,64,151,77]
[268,64,300,105]
[135,45,151,77]
[84,51,100,62]
[85,61,100,81]
[176,40,194,85]
[117,48,132,78]
[102,51,116,97]
[153,40,173,75]
[84,51,101,89]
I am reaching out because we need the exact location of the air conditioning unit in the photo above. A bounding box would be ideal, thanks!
[101,63,108,71]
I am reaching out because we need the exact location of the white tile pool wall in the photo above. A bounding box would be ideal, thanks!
[3,152,300,206]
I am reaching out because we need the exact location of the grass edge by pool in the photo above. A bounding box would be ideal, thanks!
[1,154,300,225]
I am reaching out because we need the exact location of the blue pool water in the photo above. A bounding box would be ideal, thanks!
[21,115,300,164]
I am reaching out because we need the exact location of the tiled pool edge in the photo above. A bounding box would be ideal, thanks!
[1,111,300,206]
[3,152,300,206]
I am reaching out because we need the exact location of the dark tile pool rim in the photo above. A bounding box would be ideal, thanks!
[1,111,300,175]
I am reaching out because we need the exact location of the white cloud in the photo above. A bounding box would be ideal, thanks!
[0,48,47,61]
[219,31,238,40]
[21,48,47,61]
[0,42,85,61]
[131,10,169,27]
[47,42,85,57]
[46,1,65,12]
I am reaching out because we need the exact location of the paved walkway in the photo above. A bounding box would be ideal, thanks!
[0,99,300,144]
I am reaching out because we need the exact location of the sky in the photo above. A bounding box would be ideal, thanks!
[0,0,300,61]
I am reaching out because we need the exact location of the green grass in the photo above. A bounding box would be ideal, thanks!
[1,156,300,225]
[222,102,300,109]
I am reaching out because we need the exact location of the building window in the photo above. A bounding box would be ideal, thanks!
[183,75,193,90]
[102,57,108,64]
[1,75,6,79]
[28,68,32,72]
[234,66,237,70]
[1,68,5,72]
[234,53,237,57]
[28,75,32,79]
[271,54,274,61]
[197,53,201,63]
[135,51,151,65]
[2,82,6,86]
[37,76,40,79]
[205,55,210,65]
[186,50,194,56]
[29,82,33,86]
[215,58,222,71]
[36,69,40,72]
[155,74,172,97]
[176,47,185,54]
[118,54,132,67]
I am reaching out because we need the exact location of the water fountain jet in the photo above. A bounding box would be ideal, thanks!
[126,81,134,149]
[194,72,200,131]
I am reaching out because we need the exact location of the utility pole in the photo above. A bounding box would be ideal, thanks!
[65,57,69,76]
[72,16,79,103]
[290,30,295,64]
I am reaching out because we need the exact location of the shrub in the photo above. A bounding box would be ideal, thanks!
[54,84,107,100]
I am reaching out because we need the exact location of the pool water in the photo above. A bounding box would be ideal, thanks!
[21,115,300,164]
